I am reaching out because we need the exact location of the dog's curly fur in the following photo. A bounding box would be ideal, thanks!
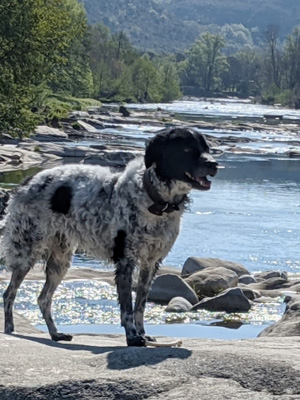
[2,127,218,346]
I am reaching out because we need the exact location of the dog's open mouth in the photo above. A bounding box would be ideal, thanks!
[185,172,212,190]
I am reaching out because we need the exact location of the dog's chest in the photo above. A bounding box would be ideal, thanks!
[129,212,181,263]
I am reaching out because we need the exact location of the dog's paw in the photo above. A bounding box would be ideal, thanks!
[144,335,156,342]
[126,335,146,347]
[4,325,15,334]
[51,332,73,342]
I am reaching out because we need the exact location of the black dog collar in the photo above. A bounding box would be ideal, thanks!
[143,168,186,216]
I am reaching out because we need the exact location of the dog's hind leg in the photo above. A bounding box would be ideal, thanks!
[115,259,146,346]
[3,265,31,334]
[134,263,159,341]
[37,242,73,342]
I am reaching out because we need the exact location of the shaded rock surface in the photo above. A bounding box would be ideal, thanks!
[248,277,288,291]
[238,286,261,301]
[192,288,252,313]
[254,270,288,281]
[182,257,250,278]
[184,267,238,297]
[259,295,300,337]
[0,309,300,400]
[148,274,199,305]
[238,274,257,285]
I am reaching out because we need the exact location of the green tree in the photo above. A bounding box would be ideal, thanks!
[222,50,263,97]
[282,27,300,95]
[88,23,116,98]
[0,0,89,136]
[263,25,281,88]
[47,0,93,97]
[131,55,160,102]
[157,58,182,102]
[183,33,227,93]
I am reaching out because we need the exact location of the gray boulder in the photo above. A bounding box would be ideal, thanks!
[238,274,257,285]
[254,270,288,280]
[259,295,300,337]
[181,257,249,278]
[192,288,252,313]
[239,286,261,301]
[184,267,238,297]
[248,277,288,291]
[165,297,193,312]
[148,274,199,305]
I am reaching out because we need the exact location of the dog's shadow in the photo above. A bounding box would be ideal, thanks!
[13,334,192,370]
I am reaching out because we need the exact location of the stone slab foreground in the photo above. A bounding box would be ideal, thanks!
[0,310,300,399]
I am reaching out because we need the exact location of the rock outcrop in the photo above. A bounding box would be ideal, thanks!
[0,308,300,400]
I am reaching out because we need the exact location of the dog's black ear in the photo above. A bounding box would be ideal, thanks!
[145,133,166,168]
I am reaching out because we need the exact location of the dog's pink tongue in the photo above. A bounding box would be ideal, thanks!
[196,177,211,188]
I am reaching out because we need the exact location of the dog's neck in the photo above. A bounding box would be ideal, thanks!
[143,167,190,216]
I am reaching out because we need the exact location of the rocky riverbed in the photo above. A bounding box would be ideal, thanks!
[1,103,300,172]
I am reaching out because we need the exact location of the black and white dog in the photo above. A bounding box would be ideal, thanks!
[2,127,218,346]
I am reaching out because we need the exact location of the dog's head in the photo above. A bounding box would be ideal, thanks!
[145,127,218,190]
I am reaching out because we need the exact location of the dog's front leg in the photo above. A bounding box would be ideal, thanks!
[115,259,145,346]
[134,264,158,342]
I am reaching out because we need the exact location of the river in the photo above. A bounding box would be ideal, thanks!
[1,98,300,339]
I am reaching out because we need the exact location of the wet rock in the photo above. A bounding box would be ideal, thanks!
[289,282,300,293]
[254,270,288,280]
[119,105,130,117]
[258,295,300,337]
[69,110,90,118]
[0,133,20,145]
[32,125,69,141]
[82,118,105,130]
[165,297,193,312]
[238,274,257,285]
[184,267,238,298]
[148,274,199,305]
[192,288,252,313]
[239,286,261,300]
[248,277,288,291]
[181,257,249,278]
[77,120,99,132]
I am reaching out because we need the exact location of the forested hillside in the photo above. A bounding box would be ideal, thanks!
[81,0,300,52]
[81,0,199,52]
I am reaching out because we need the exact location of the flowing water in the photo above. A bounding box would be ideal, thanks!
[1,98,300,339]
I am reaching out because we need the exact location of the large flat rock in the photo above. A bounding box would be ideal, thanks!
[0,309,299,399]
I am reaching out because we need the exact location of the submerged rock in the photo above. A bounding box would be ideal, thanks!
[165,296,193,312]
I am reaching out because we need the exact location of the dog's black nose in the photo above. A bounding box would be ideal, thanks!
[205,160,218,168]
[205,159,218,177]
